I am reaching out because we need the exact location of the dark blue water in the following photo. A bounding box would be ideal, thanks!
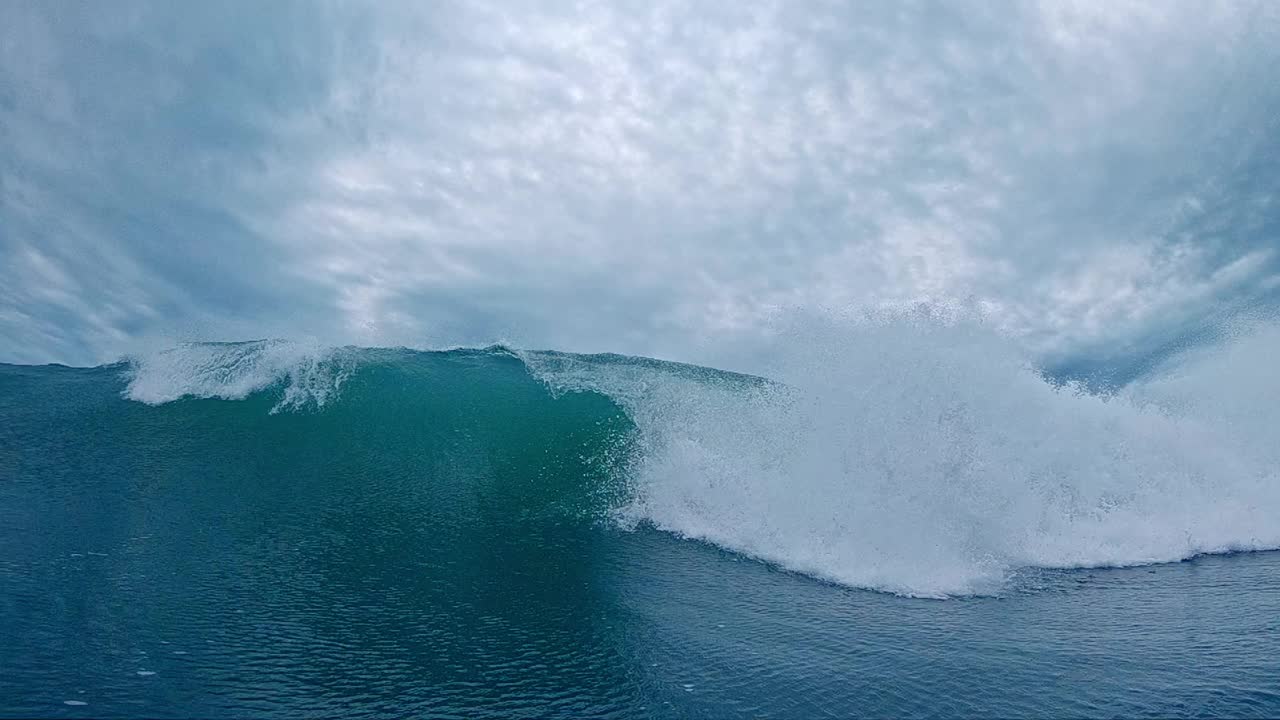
[5,522,1280,718]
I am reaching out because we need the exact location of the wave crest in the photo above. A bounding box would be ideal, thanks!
[124,340,352,412]
[117,316,1280,597]
[528,313,1280,597]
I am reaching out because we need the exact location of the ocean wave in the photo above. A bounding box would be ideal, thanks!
[111,316,1280,597]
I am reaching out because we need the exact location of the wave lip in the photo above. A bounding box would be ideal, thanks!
[123,339,351,412]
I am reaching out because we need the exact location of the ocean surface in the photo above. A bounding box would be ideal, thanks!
[3,333,1280,717]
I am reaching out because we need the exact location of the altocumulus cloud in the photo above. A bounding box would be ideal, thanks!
[2,0,1280,373]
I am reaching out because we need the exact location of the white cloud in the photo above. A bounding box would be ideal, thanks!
[2,0,1278,373]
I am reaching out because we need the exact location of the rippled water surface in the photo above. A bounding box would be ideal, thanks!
[7,496,1280,716]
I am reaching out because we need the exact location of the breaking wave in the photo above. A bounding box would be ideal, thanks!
[101,314,1280,597]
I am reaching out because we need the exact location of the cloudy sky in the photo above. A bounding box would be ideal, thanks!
[3,1,1279,375]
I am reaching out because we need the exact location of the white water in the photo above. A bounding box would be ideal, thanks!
[123,340,350,412]
[527,312,1280,597]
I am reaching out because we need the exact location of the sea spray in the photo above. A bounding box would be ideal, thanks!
[526,312,1280,596]
[124,340,353,412]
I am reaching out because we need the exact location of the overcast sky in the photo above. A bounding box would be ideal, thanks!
[3,1,1279,374]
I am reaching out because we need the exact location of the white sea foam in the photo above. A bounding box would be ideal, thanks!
[123,340,350,412]
[527,311,1280,597]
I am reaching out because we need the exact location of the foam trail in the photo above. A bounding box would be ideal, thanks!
[527,312,1280,597]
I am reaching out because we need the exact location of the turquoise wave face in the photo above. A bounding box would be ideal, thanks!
[3,347,639,530]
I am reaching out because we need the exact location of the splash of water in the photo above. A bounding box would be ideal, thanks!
[123,339,351,412]
[527,312,1280,597]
